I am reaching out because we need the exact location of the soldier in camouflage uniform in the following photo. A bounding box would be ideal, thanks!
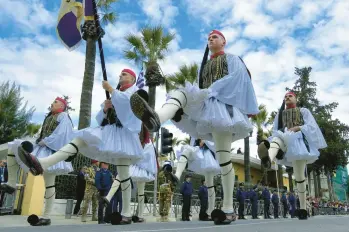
[158,161,176,222]
[81,160,100,222]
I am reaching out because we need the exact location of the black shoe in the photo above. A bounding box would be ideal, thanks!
[0,184,16,194]
[257,140,271,169]
[98,221,106,224]
[130,91,161,132]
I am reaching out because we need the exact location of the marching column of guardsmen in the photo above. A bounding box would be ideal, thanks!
[4,28,328,226]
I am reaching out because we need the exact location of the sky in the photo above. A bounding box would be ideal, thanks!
[0,0,349,159]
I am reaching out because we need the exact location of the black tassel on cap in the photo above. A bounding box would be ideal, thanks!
[198,45,209,89]
[277,100,285,130]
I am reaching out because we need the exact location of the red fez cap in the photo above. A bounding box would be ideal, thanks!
[208,30,226,41]
[91,159,98,164]
[122,68,136,78]
[55,97,67,108]
[285,92,296,97]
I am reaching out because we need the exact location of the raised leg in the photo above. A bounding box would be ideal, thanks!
[211,131,236,225]
[130,90,187,132]
[175,147,194,180]
[204,172,215,217]
[292,160,308,220]
[43,173,56,218]
[0,151,19,194]
[103,177,121,205]
[17,138,83,176]
[258,137,286,169]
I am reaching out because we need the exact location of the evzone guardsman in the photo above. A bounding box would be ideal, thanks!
[15,68,145,225]
[175,138,220,220]
[0,97,73,226]
[257,91,327,220]
[102,123,158,224]
[129,29,259,225]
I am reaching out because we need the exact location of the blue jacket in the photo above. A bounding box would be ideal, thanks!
[249,190,258,203]
[198,185,208,201]
[271,193,279,204]
[281,194,287,204]
[288,195,296,206]
[180,181,193,196]
[95,168,113,193]
[237,188,247,202]
[262,188,270,201]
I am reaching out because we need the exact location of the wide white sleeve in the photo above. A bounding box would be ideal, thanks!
[95,103,106,125]
[300,108,327,149]
[110,87,142,133]
[272,112,281,134]
[42,112,73,151]
[208,54,259,115]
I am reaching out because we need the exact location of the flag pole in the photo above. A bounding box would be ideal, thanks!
[91,0,110,99]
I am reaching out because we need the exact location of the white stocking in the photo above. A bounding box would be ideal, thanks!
[5,150,19,188]
[43,172,56,218]
[39,138,86,171]
[212,131,235,213]
[137,182,145,218]
[175,147,193,179]
[117,159,132,217]
[292,160,307,210]
[268,137,286,162]
[157,91,187,124]
[105,177,120,202]
[204,172,215,215]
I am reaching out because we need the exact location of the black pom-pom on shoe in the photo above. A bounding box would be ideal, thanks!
[110,212,122,225]
[27,214,39,226]
[21,141,34,153]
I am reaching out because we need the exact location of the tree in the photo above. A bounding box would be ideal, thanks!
[78,0,118,130]
[165,64,198,92]
[124,26,175,109]
[23,123,41,137]
[0,81,35,144]
[250,104,275,186]
[287,67,349,175]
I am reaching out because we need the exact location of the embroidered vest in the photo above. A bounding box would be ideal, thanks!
[281,107,304,130]
[37,113,59,143]
[202,54,229,89]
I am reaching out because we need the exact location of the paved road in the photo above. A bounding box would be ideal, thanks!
[1,215,349,232]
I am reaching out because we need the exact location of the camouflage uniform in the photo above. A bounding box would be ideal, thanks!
[158,170,174,221]
[81,165,99,222]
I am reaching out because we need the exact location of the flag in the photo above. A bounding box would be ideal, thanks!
[136,67,145,89]
[56,0,84,51]
[83,0,95,21]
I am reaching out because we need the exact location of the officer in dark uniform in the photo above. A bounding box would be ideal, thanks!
[262,187,271,219]
[180,174,193,221]
[198,179,209,221]
[249,185,259,219]
[288,191,296,218]
[271,190,279,219]
[281,187,288,218]
[237,183,246,219]
[95,162,113,224]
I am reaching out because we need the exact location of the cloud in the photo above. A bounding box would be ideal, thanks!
[183,0,234,25]
[138,0,179,27]
[0,0,55,33]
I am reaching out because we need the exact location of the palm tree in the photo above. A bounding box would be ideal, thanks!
[78,0,118,130]
[165,64,198,92]
[124,26,175,109]
[250,104,272,185]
